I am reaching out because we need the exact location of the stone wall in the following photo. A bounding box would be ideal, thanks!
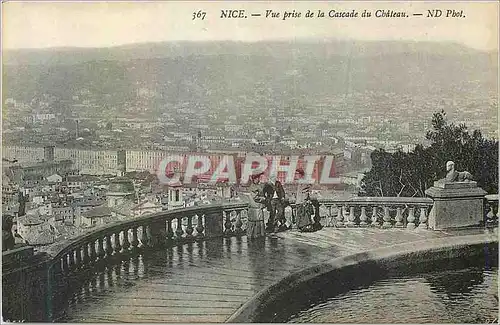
[2,248,52,322]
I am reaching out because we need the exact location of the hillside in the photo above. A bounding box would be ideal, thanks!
[3,40,498,107]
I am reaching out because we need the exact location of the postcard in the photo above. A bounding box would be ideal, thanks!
[2,1,498,323]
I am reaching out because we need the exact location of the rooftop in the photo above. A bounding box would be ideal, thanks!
[82,206,112,218]
[107,177,135,193]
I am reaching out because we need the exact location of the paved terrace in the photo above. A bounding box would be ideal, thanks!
[2,195,498,323]
[60,227,496,323]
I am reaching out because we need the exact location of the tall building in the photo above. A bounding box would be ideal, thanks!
[2,146,44,164]
[117,150,126,176]
[44,146,55,162]
[55,148,119,175]
[8,160,73,182]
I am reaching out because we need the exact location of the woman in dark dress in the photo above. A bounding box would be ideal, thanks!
[244,173,266,239]
[294,169,316,232]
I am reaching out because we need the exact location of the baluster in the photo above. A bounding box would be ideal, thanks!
[105,235,114,258]
[166,219,175,241]
[344,206,356,227]
[149,220,166,247]
[75,247,82,269]
[318,204,328,226]
[89,240,97,263]
[395,207,404,228]
[114,232,122,255]
[382,206,392,228]
[486,200,497,226]
[284,206,292,228]
[359,206,368,227]
[97,238,105,260]
[342,206,349,224]
[196,214,205,238]
[242,210,249,231]
[327,205,333,227]
[418,207,428,229]
[62,253,69,273]
[185,216,194,238]
[131,227,139,250]
[122,229,131,253]
[175,217,184,239]
[141,225,151,248]
[349,206,357,227]
[234,211,244,235]
[68,251,76,271]
[486,204,495,225]
[224,210,233,235]
[54,258,63,275]
[406,207,416,230]
[336,205,344,227]
[371,206,379,227]
[82,243,90,265]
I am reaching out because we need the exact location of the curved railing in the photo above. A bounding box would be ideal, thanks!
[44,196,442,277]
[45,203,250,275]
[485,194,499,225]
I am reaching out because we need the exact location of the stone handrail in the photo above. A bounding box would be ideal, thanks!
[485,194,498,225]
[2,246,35,269]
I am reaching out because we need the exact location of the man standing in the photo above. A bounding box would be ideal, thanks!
[263,175,286,232]
[274,176,287,231]
[309,193,323,231]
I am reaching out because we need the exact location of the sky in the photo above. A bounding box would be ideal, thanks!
[2,1,499,51]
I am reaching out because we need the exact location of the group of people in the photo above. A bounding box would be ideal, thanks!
[243,169,323,239]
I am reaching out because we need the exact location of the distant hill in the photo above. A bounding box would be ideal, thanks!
[2,40,498,106]
[3,40,497,66]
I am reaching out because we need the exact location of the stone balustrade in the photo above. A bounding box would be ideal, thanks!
[2,246,35,269]
[283,197,434,230]
[43,196,439,278]
[485,194,499,226]
[46,203,249,276]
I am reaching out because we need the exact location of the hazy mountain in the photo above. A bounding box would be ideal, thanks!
[3,41,498,106]
[3,40,497,66]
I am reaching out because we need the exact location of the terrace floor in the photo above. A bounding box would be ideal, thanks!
[59,226,497,323]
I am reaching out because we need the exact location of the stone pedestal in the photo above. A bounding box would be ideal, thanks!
[425,181,487,230]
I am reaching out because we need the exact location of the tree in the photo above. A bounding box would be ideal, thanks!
[361,111,498,197]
